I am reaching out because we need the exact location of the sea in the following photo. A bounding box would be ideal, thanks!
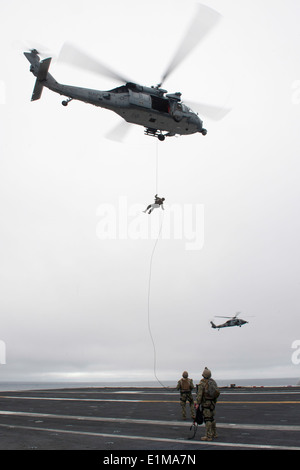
[0,377,299,392]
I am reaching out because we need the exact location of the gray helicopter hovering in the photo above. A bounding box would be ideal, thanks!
[23,4,230,141]
[210,312,249,330]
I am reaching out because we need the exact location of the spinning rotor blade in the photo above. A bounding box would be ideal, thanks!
[58,42,131,83]
[12,39,55,58]
[216,312,241,319]
[105,120,132,143]
[215,316,233,319]
[159,4,222,87]
[184,100,231,121]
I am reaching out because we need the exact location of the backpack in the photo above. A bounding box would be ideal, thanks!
[188,406,203,440]
[205,379,220,400]
[195,406,204,425]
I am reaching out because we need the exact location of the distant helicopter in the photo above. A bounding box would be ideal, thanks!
[210,312,249,330]
[23,4,230,141]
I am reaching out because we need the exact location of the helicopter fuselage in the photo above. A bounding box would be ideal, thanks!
[59,81,204,137]
[211,319,248,330]
[24,51,206,140]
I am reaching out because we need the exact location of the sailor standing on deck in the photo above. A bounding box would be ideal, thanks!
[195,367,220,440]
[176,371,195,420]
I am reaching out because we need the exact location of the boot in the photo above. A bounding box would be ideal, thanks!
[211,421,218,438]
[201,421,213,441]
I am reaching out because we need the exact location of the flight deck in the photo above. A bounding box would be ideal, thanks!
[0,386,299,452]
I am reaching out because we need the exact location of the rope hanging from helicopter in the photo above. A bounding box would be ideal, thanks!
[147,211,165,388]
[155,140,159,194]
[146,141,169,390]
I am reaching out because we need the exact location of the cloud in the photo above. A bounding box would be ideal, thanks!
[0,0,300,385]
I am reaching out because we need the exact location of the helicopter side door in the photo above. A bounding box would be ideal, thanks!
[129,90,152,109]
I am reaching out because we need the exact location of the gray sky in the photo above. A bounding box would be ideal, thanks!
[0,0,300,384]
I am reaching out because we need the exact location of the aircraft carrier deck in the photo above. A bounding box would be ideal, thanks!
[0,385,299,457]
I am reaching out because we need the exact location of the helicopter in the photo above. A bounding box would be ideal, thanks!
[210,312,249,330]
[23,4,230,141]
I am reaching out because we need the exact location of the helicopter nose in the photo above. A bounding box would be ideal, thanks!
[189,114,206,134]
[197,116,203,130]
[197,116,207,135]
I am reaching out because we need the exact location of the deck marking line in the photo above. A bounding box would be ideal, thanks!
[0,422,300,450]
[0,409,300,432]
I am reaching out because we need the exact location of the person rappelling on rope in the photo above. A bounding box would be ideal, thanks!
[143,194,165,214]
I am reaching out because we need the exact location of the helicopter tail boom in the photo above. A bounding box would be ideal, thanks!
[24,50,52,101]
[31,57,52,101]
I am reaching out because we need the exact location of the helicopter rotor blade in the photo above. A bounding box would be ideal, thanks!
[215,316,233,319]
[58,42,131,84]
[105,120,132,143]
[12,39,55,58]
[159,4,222,87]
[183,99,231,121]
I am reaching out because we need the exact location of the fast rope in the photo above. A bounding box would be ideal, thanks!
[155,139,159,194]
[146,141,169,390]
[147,211,165,388]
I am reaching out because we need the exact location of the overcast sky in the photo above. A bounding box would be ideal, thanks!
[0,0,300,384]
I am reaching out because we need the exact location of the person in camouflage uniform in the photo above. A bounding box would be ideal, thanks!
[195,367,220,440]
[176,371,195,420]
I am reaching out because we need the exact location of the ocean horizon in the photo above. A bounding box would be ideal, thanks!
[0,376,299,392]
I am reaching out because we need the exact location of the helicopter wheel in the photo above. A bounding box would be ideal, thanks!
[201,129,207,136]
[158,134,165,141]
[62,98,73,106]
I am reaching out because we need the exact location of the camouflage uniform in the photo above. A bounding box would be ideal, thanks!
[176,371,195,420]
[196,367,219,440]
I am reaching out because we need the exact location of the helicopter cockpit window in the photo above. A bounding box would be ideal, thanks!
[181,104,191,113]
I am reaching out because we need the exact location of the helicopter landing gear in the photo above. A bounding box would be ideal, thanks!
[144,128,166,141]
[62,98,73,106]
[201,128,208,136]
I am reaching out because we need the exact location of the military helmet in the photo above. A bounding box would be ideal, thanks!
[202,367,211,379]
[182,371,189,378]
